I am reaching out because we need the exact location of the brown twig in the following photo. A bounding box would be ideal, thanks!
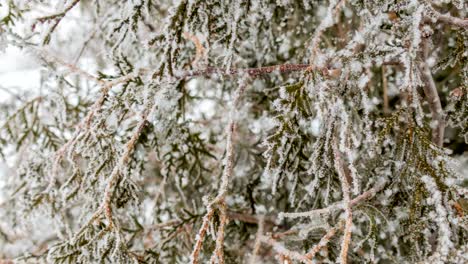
[32,0,81,44]
[190,206,216,264]
[183,32,206,67]
[308,0,347,63]
[48,70,140,191]
[382,66,390,115]
[210,203,229,264]
[190,82,247,263]
[226,211,277,228]
[259,236,313,264]
[249,215,265,264]
[178,64,310,78]
[178,59,403,80]
[419,37,445,147]
[332,137,353,264]
[101,103,154,229]
[425,7,468,30]
[280,180,386,219]
[71,102,155,243]
[305,220,345,260]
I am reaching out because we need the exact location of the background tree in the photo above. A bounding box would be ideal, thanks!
[0,0,467,263]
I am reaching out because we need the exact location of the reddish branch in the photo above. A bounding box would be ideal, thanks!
[176,60,403,79]
[178,64,311,78]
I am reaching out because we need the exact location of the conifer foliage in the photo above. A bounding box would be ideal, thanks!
[0,0,467,263]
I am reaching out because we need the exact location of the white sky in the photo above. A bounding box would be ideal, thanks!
[0,46,41,102]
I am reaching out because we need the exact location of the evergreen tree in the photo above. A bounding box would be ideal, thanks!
[0,0,467,263]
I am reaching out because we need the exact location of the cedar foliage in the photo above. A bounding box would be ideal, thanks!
[0,0,467,263]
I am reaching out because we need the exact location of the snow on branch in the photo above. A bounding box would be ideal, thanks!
[0,0,465,263]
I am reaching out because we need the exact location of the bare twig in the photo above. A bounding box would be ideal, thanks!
[183,32,206,67]
[179,59,401,80]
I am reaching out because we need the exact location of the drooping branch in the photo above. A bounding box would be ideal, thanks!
[37,50,143,192]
